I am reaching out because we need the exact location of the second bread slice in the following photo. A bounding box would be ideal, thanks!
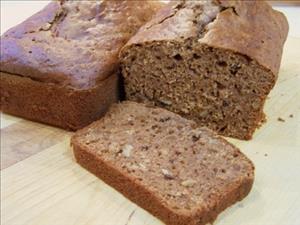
[71,101,254,225]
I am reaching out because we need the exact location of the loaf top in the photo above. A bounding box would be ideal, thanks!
[0,0,161,89]
[72,101,254,214]
[122,0,289,76]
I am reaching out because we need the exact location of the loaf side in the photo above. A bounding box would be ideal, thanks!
[0,71,119,130]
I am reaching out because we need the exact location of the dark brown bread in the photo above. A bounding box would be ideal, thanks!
[72,101,254,225]
[0,0,162,130]
[120,0,289,140]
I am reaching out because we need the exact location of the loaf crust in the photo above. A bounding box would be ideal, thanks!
[124,0,288,76]
[0,0,162,130]
[0,71,119,130]
[72,101,254,225]
[120,0,289,140]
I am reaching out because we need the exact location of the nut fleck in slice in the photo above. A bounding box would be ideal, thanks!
[181,179,197,187]
[72,101,254,225]
[162,169,175,180]
[121,144,133,157]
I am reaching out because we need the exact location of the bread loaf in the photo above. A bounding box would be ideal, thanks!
[120,0,289,140]
[72,101,254,225]
[0,0,162,130]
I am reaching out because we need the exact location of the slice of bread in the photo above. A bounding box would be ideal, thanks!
[120,0,289,140]
[71,101,254,225]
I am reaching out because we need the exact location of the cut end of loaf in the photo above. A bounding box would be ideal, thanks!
[121,39,275,140]
[72,101,254,225]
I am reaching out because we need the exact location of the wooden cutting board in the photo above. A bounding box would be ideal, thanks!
[1,37,299,225]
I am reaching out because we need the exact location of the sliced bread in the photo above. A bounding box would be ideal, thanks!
[120,0,289,140]
[71,101,254,225]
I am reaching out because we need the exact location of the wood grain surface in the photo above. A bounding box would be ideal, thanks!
[1,38,299,225]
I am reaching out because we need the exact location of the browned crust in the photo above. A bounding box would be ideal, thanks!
[0,1,163,130]
[0,1,163,89]
[122,0,289,76]
[202,0,289,76]
[72,137,254,225]
[0,72,119,130]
